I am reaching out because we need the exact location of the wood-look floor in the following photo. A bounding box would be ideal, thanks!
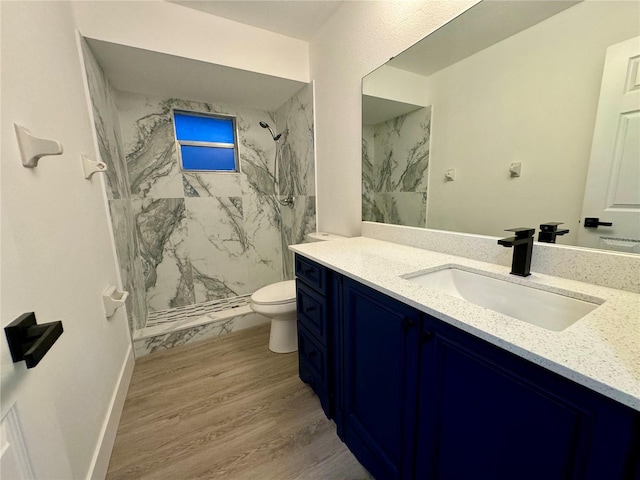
[106,324,372,480]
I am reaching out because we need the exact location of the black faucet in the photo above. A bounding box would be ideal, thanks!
[497,227,535,277]
[538,222,569,244]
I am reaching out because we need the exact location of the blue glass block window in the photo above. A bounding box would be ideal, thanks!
[173,110,238,172]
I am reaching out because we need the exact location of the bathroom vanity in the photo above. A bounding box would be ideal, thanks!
[292,238,640,480]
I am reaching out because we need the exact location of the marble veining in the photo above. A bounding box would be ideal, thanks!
[242,191,285,292]
[130,121,181,199]
[134,198,194,311]
[81,55,316,329]
[116,92,280,199]
[374,110,430,193]
[80,39,130,200]
[363,107,431,227]
[107,199,148,329]
[362,126,375,222]
[371,192,427,228]
[134,319,234,357]
[182,172,243,198]
[275,84,315,197]
[280,195,317,279]
[290,236,640,411]
[186,196,248,302]
[114,88,315,316]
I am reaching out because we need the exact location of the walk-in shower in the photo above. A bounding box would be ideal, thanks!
[82,29,316,356]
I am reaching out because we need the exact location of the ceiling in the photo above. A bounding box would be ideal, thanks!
[167,1,344,41]
[86,38,307,112]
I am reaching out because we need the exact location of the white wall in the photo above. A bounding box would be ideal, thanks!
[72,0,310,83]
[310,1,478,237]
[1,2,132,478]
[425,1,639,242]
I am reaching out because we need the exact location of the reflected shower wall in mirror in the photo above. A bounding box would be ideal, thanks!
[362,105,431,227]
[362,0,640,253]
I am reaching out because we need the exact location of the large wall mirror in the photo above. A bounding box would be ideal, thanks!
[362,0,640,254]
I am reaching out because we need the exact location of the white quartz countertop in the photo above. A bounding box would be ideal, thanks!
[290,237,640,411]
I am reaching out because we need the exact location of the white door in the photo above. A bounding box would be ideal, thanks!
[1,2,118,479]
[1,215,74,479]
[1,2,76,476]
[578,36,640,252]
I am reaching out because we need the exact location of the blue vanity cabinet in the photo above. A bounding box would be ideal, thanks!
[415,314,640,480]
[341,277,421,480]
[293,255,639,480]
[295,255,337,420]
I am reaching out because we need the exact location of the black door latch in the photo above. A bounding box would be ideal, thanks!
[4,312,63,369]
[584,217,613,228]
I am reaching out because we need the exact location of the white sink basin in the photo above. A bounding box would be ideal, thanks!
[404,267,600,331]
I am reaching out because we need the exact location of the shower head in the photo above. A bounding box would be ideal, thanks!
[259,121,282,142]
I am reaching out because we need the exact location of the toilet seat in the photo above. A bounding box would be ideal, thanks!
[251,280,296,306]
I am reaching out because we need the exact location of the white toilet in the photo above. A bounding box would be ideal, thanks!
[250,231,346,353]
[250,280,298,353]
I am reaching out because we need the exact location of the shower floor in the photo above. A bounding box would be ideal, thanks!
[132,294,269,357]
[146,294,253,328]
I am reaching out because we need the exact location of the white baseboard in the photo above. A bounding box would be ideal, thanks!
[86,346,134,480]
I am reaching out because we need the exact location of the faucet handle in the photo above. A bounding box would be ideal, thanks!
[540,222,563,232]
[504,227,535,238]
[538,222,569,243]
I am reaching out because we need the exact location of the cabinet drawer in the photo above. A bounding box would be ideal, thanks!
[295,255,327,293]
[298,326,329,387]
[296,282,328,345]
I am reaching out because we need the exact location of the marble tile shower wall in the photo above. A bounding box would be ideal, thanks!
[362,107,431,228]
[275,85,316,278]
[362,125,376,223]
[82,38,315,334]
[116,86,316,314]
[80,39,148,331]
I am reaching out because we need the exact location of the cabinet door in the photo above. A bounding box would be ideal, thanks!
[342,278,420,480]
[416,315,638,480]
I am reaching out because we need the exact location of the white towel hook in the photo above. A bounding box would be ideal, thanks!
[14,124,63,168]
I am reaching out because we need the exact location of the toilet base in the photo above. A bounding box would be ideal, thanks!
[269,316,298,353]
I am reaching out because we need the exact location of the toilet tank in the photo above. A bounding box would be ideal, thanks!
[306,232,347,242]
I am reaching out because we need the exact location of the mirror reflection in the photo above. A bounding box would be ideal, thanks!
[362,0,640,254]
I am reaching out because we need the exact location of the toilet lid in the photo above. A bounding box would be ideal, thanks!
[251,280,296,305]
